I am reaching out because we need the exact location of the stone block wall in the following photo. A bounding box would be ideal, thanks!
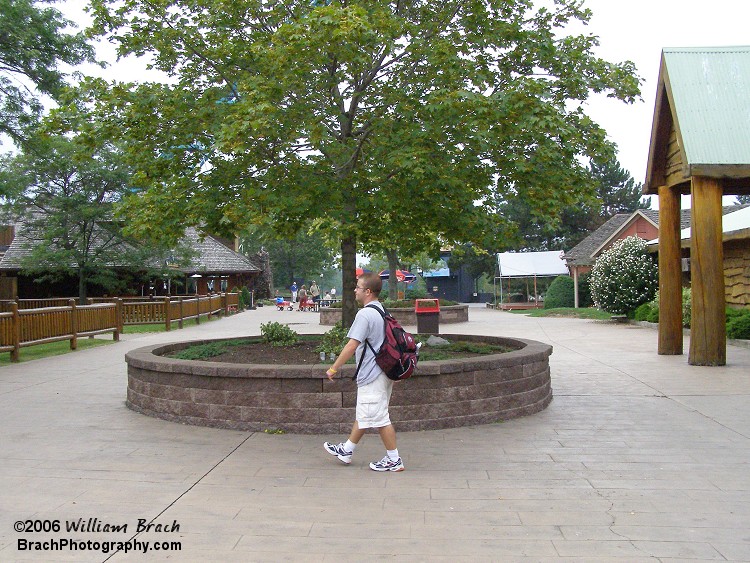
[126,334,552,434]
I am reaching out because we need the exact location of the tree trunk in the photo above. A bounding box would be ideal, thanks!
[386,248,399,301]
[78,269,87,305]
[341,235,357,328]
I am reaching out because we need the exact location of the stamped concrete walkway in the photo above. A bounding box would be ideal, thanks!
[1,305,749,562]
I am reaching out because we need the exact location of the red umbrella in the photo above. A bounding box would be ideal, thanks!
[355,268,372,278]
[378,269,417,283]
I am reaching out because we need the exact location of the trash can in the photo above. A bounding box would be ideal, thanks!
[415,298,440,334]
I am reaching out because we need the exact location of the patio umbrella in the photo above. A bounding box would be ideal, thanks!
[355,267,372,278]
[378,269,417,283]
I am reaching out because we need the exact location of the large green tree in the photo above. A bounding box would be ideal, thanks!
[87,0,640,326]
[501,157,650,251]
[0,0,94,145]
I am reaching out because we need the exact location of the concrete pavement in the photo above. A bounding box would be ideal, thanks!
[1,304,749,562]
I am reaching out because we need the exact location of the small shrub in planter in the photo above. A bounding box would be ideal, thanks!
[260,321,299,346]
[544,276,574,309]
[316,322,349,356]
[590,236,658,315]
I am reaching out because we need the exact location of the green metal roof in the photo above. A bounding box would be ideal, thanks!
[665,46,750,169]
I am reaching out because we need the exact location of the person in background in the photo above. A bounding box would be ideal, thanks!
[290,281,298,303]
[309,281,321,303]
[297,285,308,311]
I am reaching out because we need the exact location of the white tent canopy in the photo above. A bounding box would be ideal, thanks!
[494,251,569,307]
[497,250,569,278]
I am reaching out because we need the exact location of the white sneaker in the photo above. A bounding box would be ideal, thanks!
[323,442,352,464]
[369,455,405,472]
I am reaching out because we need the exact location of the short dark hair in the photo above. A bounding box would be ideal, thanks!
[358,272,382,296]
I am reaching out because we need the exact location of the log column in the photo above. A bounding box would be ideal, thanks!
[689,176,726,366]
[658,185,683,355]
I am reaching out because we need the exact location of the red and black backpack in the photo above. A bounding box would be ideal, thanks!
[354,304,420,381]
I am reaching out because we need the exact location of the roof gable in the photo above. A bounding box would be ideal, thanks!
[645,46,750,194]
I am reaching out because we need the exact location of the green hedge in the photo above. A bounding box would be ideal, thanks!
[544,276,574,309]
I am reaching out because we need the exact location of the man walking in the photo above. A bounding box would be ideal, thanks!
[323,273,404,472]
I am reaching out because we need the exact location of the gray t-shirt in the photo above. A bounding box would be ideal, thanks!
[347,301,386,386]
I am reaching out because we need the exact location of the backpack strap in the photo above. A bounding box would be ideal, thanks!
[351,304,387,382]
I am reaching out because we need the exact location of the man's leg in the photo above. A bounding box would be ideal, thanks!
[348,421,366,444]
[377,424,397,450]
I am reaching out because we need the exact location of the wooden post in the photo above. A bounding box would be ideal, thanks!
[573,267,579,309]
[658,185,683,355]
[689,176,726,366]
[165,297,171,332]
[178,297,184,329]
[69,299,78,350]
[115,298,123,335]
[11,302,20,362]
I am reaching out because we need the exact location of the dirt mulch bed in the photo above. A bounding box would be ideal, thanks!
[205,340,325,365]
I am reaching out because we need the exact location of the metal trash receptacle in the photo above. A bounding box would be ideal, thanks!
[415,298,440,334]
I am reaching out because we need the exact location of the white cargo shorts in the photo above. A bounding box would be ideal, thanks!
[356,372,394,429]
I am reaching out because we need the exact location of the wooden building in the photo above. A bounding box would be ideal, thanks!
[644,46,750,365]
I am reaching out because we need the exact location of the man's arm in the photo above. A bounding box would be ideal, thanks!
[326,338,360,381]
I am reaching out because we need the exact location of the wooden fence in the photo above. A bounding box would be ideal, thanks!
[0,293,239,362]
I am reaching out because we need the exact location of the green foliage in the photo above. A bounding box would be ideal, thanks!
[316,322,349,356]
[634,302,652,322]
[578,272,594,308]
[590,237,658,315]
[240,287,252,309]
[0,128,194,302]
[239,226,336,288]
[522,307,611,320]
[727,310,750,340]
[499,157,650,251]
[418,340,511,361]
[544,276,574,309]
[0,0,94,146]
[404,286,429,300]
[682,287,692,328]
[170,338,251,360]
[260,321,299,347]
[85,0,641,328]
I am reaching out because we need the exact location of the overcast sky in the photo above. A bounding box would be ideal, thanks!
[578,0,749,206]
[62,0,749,205]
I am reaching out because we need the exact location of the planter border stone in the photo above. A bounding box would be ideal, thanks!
[125,333,553,433]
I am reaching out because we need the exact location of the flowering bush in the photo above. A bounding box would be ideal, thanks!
[590,236,658,315]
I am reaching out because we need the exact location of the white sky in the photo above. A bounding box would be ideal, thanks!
[59,0,749,207]
[578,0,749,206]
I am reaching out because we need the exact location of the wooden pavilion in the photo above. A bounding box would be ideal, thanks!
[644,46,750,365]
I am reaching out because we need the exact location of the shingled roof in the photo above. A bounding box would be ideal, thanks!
[0,218,260,275]
[181,228,260,274]
[564,206,744,266]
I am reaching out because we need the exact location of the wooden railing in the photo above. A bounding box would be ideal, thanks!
[0,293,240,362]
[0,301,119,362]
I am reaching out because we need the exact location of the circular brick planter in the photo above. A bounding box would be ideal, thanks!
[125,334,552,434]
[319,304,468,326]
